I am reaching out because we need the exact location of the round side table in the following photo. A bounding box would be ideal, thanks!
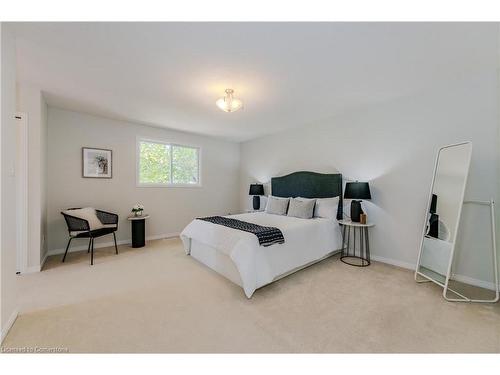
[338,219,374,267]
[127,215,150,248]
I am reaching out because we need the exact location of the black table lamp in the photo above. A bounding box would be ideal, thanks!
[249,184,265,210]
[344,181,371,222]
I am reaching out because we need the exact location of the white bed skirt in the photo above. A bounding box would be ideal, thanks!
[189,239,244,288]
[188,238,341,295]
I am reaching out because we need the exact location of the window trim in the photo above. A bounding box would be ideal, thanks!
[136,137,202,188]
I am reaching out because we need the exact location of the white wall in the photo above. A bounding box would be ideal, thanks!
[240,73,499,286]
[16,84,48,270]
[47,107,240,253]
[1,23,19,342]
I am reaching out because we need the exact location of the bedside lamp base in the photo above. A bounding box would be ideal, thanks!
[350,200,363,222]
[252,196,261,210]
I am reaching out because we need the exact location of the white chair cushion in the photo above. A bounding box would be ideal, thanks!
[63,207,104,231]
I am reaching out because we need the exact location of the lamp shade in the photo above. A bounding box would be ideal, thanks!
[249,184,264,196]
[344,182,371,200]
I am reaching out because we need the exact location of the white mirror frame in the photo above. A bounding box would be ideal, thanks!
[414,141,473,299]
[415,142,499,303]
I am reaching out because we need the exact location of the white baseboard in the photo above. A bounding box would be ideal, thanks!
[1,309,19,344]
[370,254,415,271]
[23,265,41,273]
[40,251,49,269]
[452,273,498,291]
[21,251,49,274]
[47,232,180,256]
[21,251,50,274]
[371,254,499,291]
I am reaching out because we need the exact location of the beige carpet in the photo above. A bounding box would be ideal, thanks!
[2,238,499,353]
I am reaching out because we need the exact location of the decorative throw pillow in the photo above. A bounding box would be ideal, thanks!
[287,198,316,219]
[313,196,340,219]
[265,196,290,216]
[63,207,104,231]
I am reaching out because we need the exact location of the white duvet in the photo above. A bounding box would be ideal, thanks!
[180,212,342,298]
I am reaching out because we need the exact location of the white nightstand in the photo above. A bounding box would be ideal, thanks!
[337,219,374,267]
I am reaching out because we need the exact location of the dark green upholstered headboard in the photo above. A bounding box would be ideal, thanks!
[271,171,343,220]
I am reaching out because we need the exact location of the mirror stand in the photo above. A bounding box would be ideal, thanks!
[443,199,499,303]
[415,141,499,303]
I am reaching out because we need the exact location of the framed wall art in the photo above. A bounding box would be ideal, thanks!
[82,147,112,178]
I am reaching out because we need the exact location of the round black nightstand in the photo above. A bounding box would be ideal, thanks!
[127,215,150,248]
[338,220,374,267]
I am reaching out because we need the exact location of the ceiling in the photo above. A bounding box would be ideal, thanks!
[13,22,497,142]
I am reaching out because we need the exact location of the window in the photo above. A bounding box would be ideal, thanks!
[137,139,200,186]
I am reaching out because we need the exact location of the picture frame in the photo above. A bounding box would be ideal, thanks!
[82,147,113,178]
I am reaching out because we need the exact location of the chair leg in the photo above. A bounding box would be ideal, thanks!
[90,238,94,266]
[113,232,118,255]
[62,237,73,262]
[87,238,91,253]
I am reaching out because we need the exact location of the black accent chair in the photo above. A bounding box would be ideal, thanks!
[61,208,119,265]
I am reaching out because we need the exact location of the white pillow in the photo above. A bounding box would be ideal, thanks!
[313,196,340,219]
[63,207,104,231]
[265,196,290,216]
[287,198,316,219]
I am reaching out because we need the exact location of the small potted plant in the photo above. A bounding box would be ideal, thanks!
[131,204,144,217]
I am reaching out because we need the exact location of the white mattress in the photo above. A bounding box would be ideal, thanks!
[180,212,343,298]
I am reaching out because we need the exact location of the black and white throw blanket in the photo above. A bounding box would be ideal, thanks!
[197,216,285,247]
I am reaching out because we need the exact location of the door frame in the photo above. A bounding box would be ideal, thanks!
[15,112,28,274]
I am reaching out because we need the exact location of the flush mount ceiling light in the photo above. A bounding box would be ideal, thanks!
[216,89,243,113]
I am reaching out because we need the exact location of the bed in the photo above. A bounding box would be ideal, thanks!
[180,171,344,298]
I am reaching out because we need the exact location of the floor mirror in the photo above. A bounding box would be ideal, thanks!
[415,141,499,303]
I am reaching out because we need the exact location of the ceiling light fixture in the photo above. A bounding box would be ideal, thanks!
[216,89,243,113]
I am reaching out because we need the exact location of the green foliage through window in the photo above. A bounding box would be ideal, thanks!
[172,145,199,184]
[139,140,199,185]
